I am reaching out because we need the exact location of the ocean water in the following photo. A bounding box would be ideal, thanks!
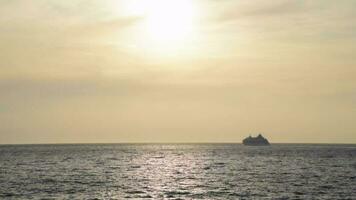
[0,144,355,199]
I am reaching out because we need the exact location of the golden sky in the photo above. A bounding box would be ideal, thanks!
[1,0,355,144]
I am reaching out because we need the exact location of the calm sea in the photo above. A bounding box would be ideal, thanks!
[0,144,355,199]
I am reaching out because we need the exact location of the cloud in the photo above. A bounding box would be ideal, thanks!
[207,0,356,43]
[216,0,306,21]
[0,1,144,81]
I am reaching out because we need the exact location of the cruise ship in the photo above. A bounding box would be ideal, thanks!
[243,134,270,146]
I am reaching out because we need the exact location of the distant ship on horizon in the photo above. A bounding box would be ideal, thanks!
[243,134,270,146]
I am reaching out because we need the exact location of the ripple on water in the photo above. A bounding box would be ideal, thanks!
[0,144,355,199]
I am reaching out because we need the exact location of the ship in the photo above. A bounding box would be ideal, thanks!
[243,134,270,146]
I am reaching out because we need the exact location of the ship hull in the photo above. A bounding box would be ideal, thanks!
[242,142,270,146]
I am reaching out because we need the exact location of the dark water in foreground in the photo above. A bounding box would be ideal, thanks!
[0,144,355,199]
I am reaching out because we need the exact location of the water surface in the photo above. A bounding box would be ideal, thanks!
[1,144,355,199]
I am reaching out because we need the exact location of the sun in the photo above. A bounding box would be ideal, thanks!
[124,0,197,52]
[144,0,195,43]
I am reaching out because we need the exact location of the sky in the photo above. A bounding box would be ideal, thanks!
[0,0,355,144]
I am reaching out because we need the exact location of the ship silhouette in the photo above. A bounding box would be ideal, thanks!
[243,134,270,146]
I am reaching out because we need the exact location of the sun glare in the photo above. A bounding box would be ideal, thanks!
[145,0,194,43]
[123,0,198,55]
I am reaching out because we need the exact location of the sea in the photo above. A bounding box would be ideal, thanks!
[0,144,355,199]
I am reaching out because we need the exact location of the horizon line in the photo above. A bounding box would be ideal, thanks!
[1,142,356,146]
